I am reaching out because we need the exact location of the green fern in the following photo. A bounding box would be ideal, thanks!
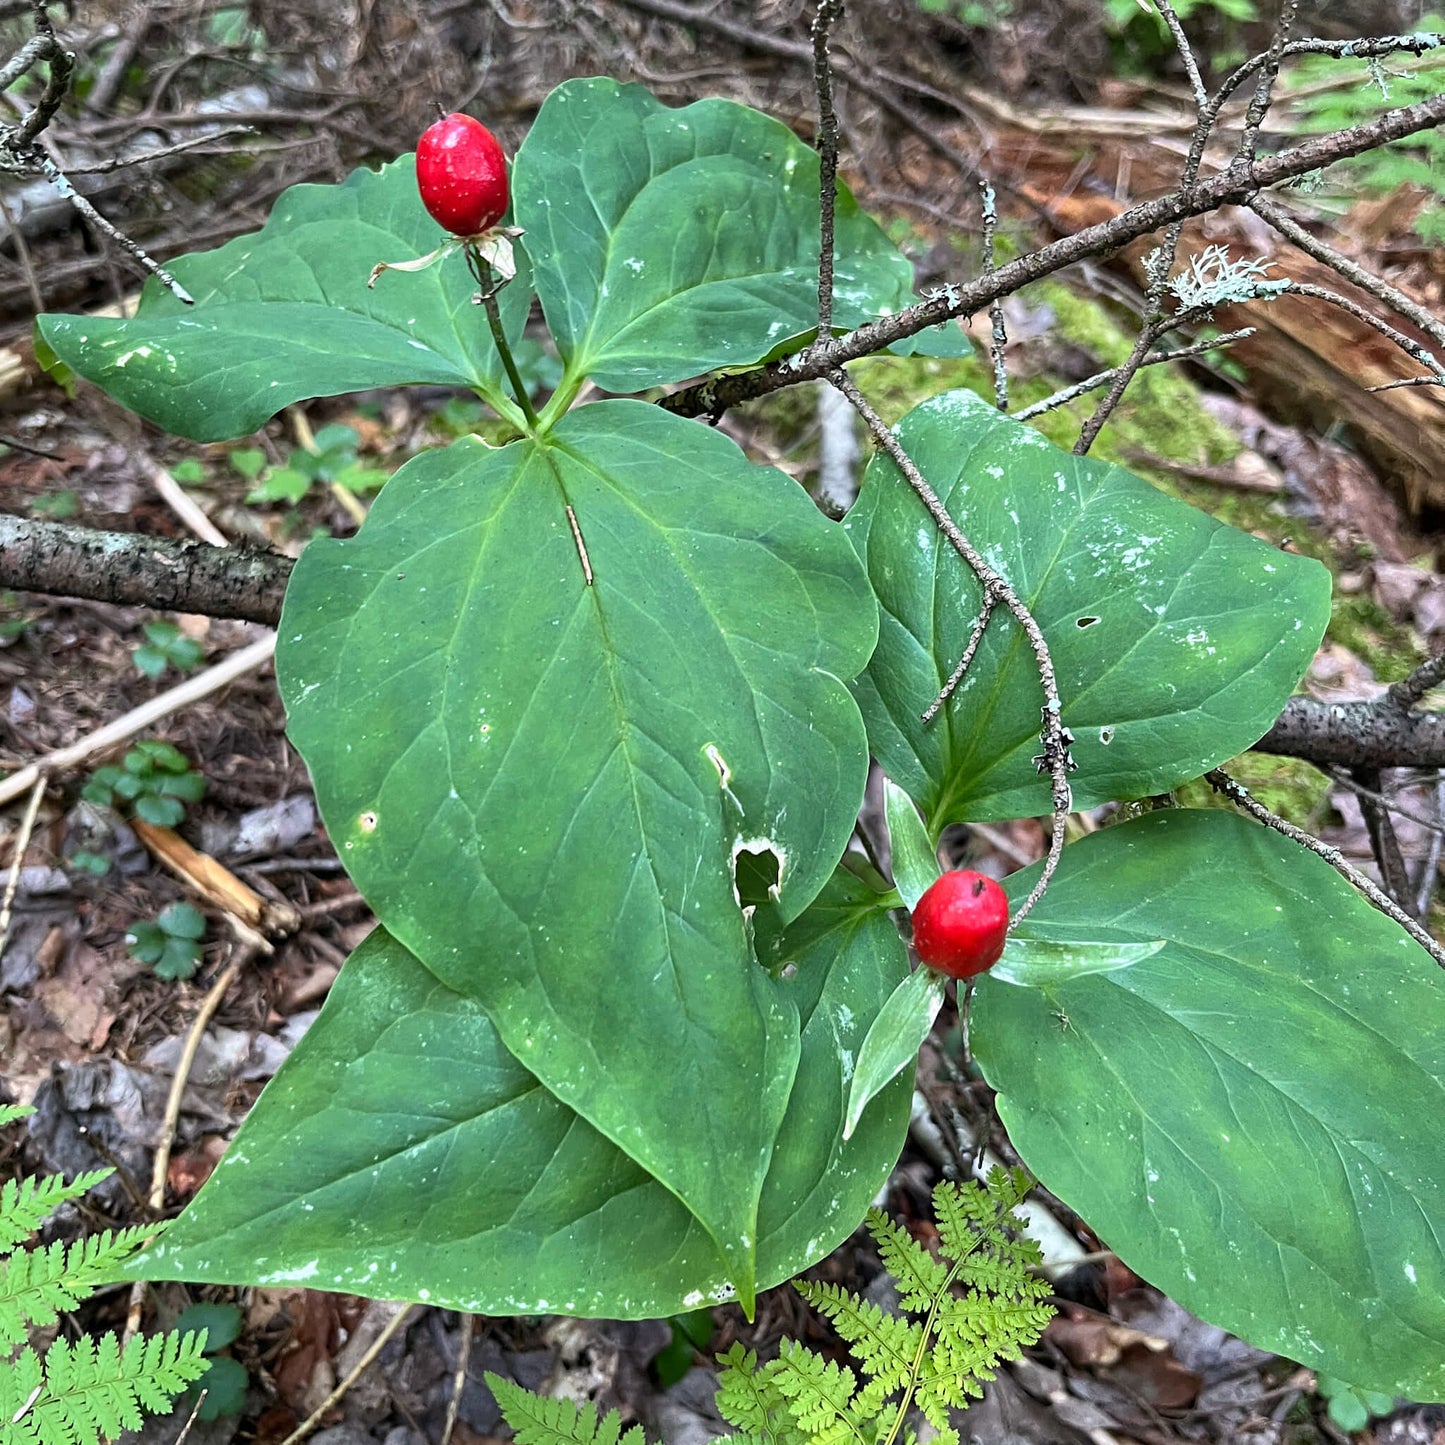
[487,1169,1055,1445]
[0,1108,210,1445]
[488,1374,647,1445]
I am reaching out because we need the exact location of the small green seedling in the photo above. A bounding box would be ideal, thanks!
[127,901,207,981]
[31,490,78,520]
[169,458,207,485]
[243,423,389,505]
[67,850,112,878]
[83,740,206,828]
[172,1303,248,1420]
[1316,1375,1398,1434]
[131,621,203,679]
[0,592,33,644]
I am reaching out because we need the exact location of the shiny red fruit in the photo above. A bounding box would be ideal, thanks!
[911,870,1009,979]
[416,113,509,236]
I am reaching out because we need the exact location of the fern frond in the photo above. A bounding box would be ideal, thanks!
[851,1171,1057,1435]
[793,1281,922,1401]
[0,1105,31,1130]
[865,1210,949,1312]
[931,1168,1030,1263]
[0,1227,158,1350]
[948,1243,1044,1299]
[1,1329,209,1445]
[0,1171,114,1255]
[0,1240,87,1349]
[769,1340,863,1445]
[715,1343,787,1443]
[0,1346,45,1440]
[56,1225,159,1291]
[487,1373,646,1445]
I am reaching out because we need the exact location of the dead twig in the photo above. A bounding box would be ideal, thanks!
[440,1314,475,1445]
[0,633,278,808]
[660,90,1445,420]
[1206,768,1445,971]
[279,1303,416,1445]
[123,939,256,1341]
[829,370,1074,926]
[0,772,47,962]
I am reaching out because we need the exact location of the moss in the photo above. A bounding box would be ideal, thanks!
[1175,753,1334,830]
[1028,282,1241,472]
[1327,594,1425,680]
[843,280,1242,487]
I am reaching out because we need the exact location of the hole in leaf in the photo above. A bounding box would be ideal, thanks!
[733,844,782,907]
[1100,726,1115,745]
[1076,616,1100,629]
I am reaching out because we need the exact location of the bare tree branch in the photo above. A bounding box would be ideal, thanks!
[0,515,291,624]
[1259,695,1445,770]
[660,92,1445,419]
[1207,766,1445,969]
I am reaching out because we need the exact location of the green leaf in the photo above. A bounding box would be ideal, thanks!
[123,894,911,1316]
[1325,1389,1370,1433]
[153,938,202,982]
[311,423,358,454]
[157,771,206,802]
[228,448,267,481]
[183,1356,248,1420]
[138,741,190,773]
[133,795,185,827]
[173,1303,241,1351]
[157,903,206,941]
[514,78,926,392]
[848,390,1332,823]
[34,158,533,442]
[843,966,945,1141]
[973,808,1445,1398]
[126,923,166,964]
[882,777,938,910]
[169,458,207,484]
[989,936,1165,987]
[276,403,878,1305]
[247,467,312,505]
[132,646,168,678]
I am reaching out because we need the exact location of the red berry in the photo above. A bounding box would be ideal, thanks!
[911,870,1009,980]
[416,113,509,236]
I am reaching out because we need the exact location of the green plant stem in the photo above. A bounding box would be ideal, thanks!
[467,245,539,429]
[482,288,538,428]
[882,1253,964,1445]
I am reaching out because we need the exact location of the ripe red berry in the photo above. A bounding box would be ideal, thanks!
[416,113,509,236]
[911,870,1010,980]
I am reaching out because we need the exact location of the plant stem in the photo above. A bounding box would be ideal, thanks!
[466,244,539,429]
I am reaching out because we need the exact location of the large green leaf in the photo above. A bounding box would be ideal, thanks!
[975,809,1445,1398]
[514,78,936,392]
[848,390,1332,823]
[34,158,532,441]
[276,401,877,1304]
[125,874,911,1315]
